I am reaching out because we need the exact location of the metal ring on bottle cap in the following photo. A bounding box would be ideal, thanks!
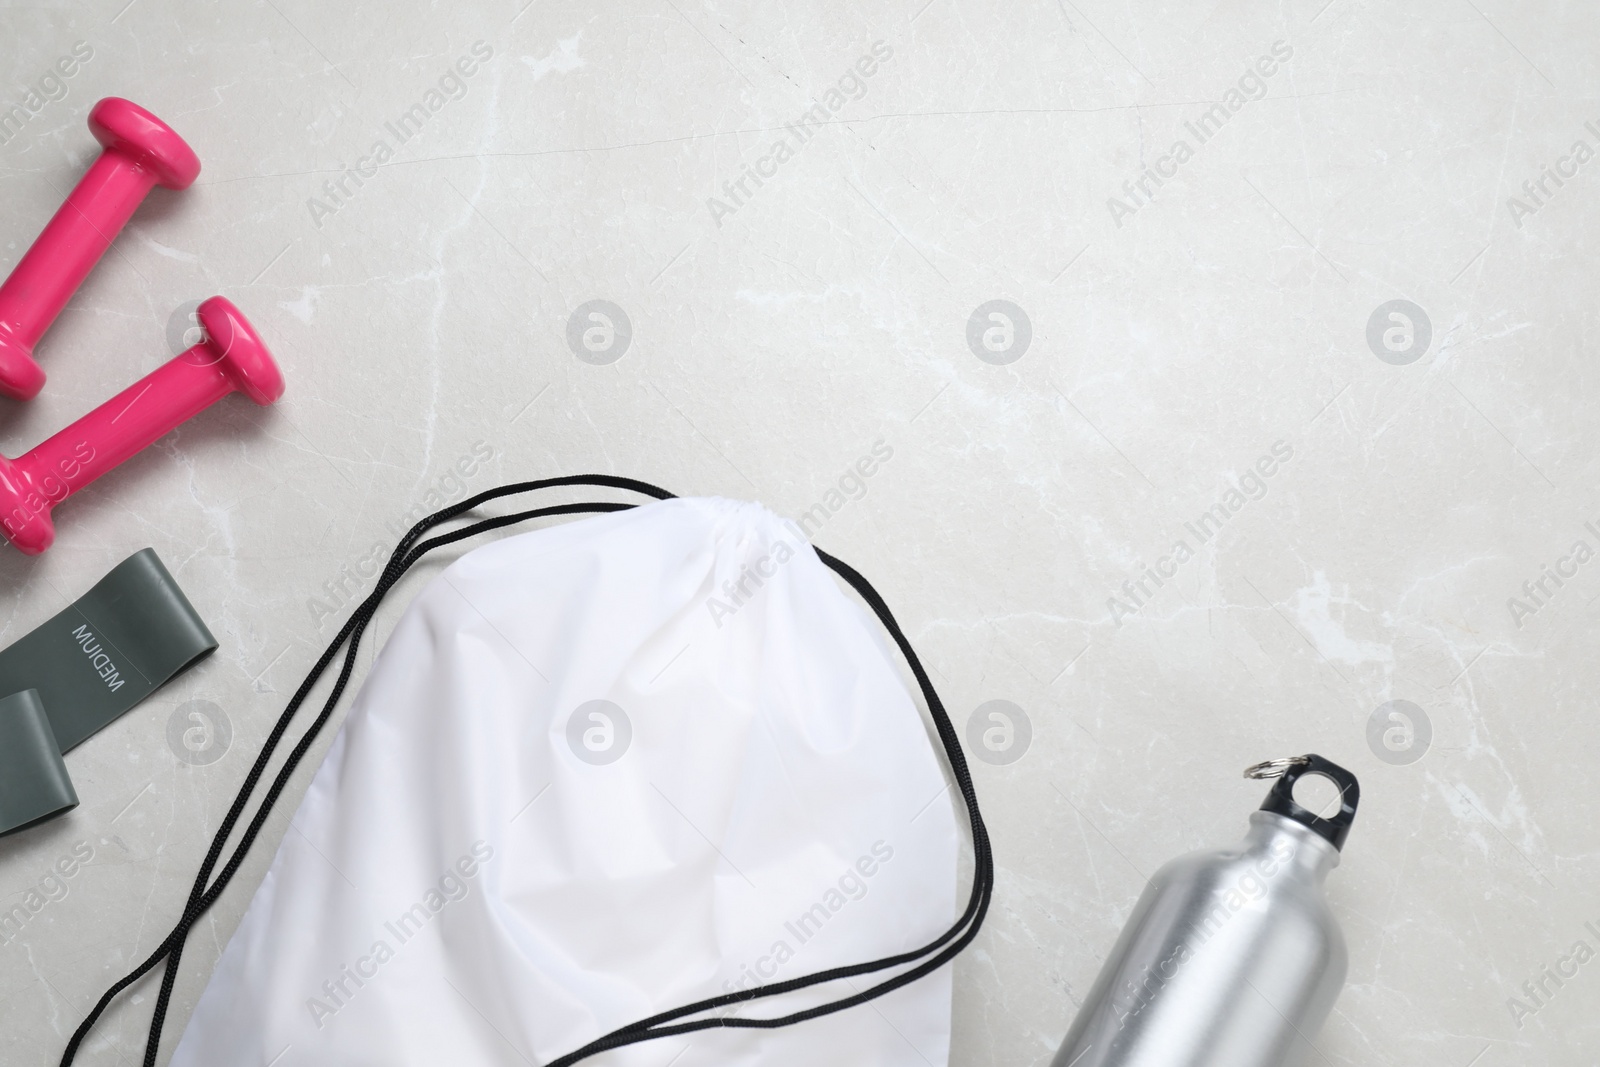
[1242,755,1312,780]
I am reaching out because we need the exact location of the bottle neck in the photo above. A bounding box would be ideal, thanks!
[1244,811,1341,884]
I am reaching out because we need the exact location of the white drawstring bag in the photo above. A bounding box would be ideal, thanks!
[166,494,966,1066]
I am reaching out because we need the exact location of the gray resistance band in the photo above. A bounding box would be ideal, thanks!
[0,548,216,837]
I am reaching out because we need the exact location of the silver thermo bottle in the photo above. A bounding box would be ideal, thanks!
[1051,754,1360,1067]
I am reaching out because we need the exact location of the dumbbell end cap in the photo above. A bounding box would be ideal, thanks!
[0,328,46,401]
[88,98,201,190]
[0,455,55,555]
[196,297,284,406]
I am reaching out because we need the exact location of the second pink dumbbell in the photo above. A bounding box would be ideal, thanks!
[0,97,200,401]
[0,297,283,555]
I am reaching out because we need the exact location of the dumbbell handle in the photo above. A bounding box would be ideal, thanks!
[0,98,199,401]
[0,297,283,555]
[18,347,244,494]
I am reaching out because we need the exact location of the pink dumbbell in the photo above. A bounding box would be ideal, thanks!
[0,296,283,555]
[0,97,201,401]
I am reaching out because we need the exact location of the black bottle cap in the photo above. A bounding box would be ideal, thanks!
[1257,753,1360,851]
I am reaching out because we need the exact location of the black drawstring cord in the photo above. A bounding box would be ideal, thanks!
[59,477,992,1067]
[543,546,994,1066]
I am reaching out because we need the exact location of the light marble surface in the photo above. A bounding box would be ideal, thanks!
[1,1,1597,1064]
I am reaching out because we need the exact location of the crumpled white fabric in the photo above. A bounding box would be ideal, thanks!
[171,496,959,1067]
